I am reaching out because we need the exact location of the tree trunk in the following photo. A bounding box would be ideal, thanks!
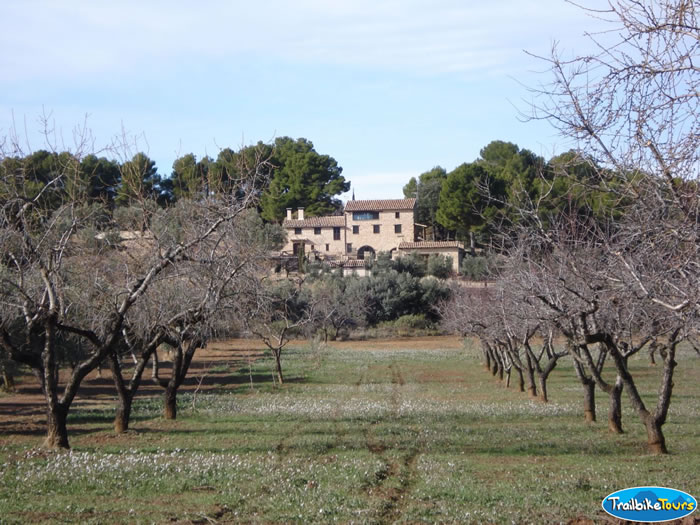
[644,416,668,454]
[1,366,15,392]
[152,350,159,380]
[108,352,132,433]
[582,379,596,422]
[491,351,504,381]
[483,345,492,371]
[163,343,183,420]
[526,369,537,398]
[537,374,548,403]
[608,380,624,434]
[524,354,537,398]
[114,395,133,433]
[44,404,69,449]
[42,322,69,449]
[516,367,525,392]
[164,386,177,420]
[490,357,499,376]
[274,350,284,384]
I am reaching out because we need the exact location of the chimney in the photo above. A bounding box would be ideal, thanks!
[298,208,304,220]
[286,208,292,220]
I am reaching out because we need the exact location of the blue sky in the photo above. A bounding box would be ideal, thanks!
[0,0,609,199]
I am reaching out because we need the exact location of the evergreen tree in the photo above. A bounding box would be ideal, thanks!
[436,163,504,244]
[116,153,168,206]
[260,137,349,222]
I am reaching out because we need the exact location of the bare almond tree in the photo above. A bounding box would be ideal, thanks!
[439,284,500,376]
[523,0,698,453]
[102,199,275,429]
[505,213,691,451]
[243,277,316,385]
[441,282,567,402]
[0,123,271,448]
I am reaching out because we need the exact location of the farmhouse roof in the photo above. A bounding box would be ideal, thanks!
[283,216,346,228]
[326,258,367,268]
[327,258,366,268]
[344,198,416,211]
[399,241,465,249]
[343,259,367,267]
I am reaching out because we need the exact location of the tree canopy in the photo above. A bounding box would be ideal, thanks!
[403,166,448,240]
[436,162,504,242]
[259,137,349,221]
[171,153,213,200]
[116,153,169,206]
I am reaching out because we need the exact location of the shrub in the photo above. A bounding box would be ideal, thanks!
[460,255,497,280]
[392,253,426,277]
[427,254,453,279]
[394,313,431,330]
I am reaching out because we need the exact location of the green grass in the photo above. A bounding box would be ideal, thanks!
[1,341,698,523]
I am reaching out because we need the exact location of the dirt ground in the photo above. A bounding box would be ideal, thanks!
[0,336,464,437]
[0,339,265,436]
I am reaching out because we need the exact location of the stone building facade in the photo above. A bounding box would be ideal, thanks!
[343,199,416,259]
[282,209,346,258]
[281,198,465,274]
[397,241,464,272]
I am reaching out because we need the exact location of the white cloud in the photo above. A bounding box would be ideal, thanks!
[1,0,610,82]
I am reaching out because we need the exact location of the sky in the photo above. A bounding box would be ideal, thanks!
[0,0,611,200]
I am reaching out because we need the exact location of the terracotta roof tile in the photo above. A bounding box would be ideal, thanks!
[283,216,346,228]
[340,259,367,267]
[344,199,416,211]
[399,241,464,249]
[326,258,367,268]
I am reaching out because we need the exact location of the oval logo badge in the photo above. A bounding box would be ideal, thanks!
[602,486,696,522]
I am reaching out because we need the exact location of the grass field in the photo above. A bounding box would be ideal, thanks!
[0,338,698,524]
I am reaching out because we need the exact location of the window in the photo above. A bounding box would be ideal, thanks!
[353,225,359,234]
[373,225,380,234]
[325,244,329,251]
[294,227,302,235]
[352,211,379,221]
[395,212,400,219]
[394,224,402,234]
[346,243,353,253]
[333,227,341,240]
[314,227,321,235]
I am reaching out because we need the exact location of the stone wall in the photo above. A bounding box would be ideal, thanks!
[283,226,346,255]
[345,209,415,258]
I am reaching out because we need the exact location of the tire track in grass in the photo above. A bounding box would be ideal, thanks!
[275,419,304,456]
[276,355,350,457]
[309,361,362,460]
[363,360,423,524]
[355,364,368,387]
[376,433,422,525]
[318,397,345,460]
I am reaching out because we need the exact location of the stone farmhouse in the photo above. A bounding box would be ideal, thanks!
[281,198,464,274]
